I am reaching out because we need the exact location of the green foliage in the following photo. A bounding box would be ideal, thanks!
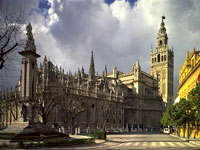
[160,98,195,127]
[188,83,200,123]
[160,104,176,126]
[161,83,200,135]
[0,100,6,114]
[87,130,106,140]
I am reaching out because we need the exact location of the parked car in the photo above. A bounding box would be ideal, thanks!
[163,128,170,134]
[106,129,120,134]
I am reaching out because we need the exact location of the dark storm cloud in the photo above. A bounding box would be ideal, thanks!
[0,0,39,90]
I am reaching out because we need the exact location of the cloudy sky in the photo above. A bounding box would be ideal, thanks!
[1,0,200,95]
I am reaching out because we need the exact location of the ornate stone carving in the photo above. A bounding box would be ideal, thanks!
[24,23,36,52]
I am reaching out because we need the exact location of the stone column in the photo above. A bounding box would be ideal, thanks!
[21,60,26,98]
[26,60,31,98]
[131,124,133,132]
[6,109,8,126]
[2,113,4,127]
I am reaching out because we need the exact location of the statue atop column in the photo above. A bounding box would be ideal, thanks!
[24,23,36,52]
[19,23,40,125]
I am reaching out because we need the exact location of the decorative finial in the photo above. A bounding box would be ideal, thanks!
[44,55,47,62]
[162,13,165,20]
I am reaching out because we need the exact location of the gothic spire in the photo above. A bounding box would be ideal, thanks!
[81,66,85,78]
[78,67,81,75]
[104,65,107,77]
[81,66,84,74]
[113,66,118,79]
[44,55,47,62]
[88,51,95,81]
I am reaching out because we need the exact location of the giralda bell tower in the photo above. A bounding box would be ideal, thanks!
[150,16,174,104]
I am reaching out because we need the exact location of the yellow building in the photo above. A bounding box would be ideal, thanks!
[177,48,200,138]
[177,47,200,99]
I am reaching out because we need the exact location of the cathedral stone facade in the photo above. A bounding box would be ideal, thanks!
[0,17,171,133]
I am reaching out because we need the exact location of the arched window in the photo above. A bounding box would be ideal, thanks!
[152,58,154,63]
[159,40,162,46]
[155,57,156,63]
[91,104,95,109]
[164,55,166,61]
[161,56,163,62]
[158,54,160,63]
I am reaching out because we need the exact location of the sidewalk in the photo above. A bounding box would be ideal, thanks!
[69,134,92,139]
[170,134,200,146]
[95,139,106,144]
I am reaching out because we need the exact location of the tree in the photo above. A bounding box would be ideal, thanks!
[174,98,195,138]
[63,92,86,135]
[0,9,24,69]
[160,104,177,127]
[188,83,200,137]
[160,98,195,137]
[37,91,63,125]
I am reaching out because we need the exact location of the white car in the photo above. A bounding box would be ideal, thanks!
[163,128,170,134]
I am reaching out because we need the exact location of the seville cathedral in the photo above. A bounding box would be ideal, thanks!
[0,16,173,134]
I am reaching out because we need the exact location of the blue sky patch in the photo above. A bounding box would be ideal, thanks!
[39,0,51,10]
[105,0,137,7]
[105,0,115,5]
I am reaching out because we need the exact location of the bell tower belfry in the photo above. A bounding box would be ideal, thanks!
[150,16,174,104]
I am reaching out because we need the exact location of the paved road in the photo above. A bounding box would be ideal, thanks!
[13,133,200,150]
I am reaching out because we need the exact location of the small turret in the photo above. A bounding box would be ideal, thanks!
[113,66,118,79]
[135,59,140,69]
[186,50,190,59]
[81,66,85,78]
[104,65,107,77]
[60,66,62,73]
[88,51,95,82]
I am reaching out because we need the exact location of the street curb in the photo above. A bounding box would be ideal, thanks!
[170,134,200,146]
[170,134,188,141]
